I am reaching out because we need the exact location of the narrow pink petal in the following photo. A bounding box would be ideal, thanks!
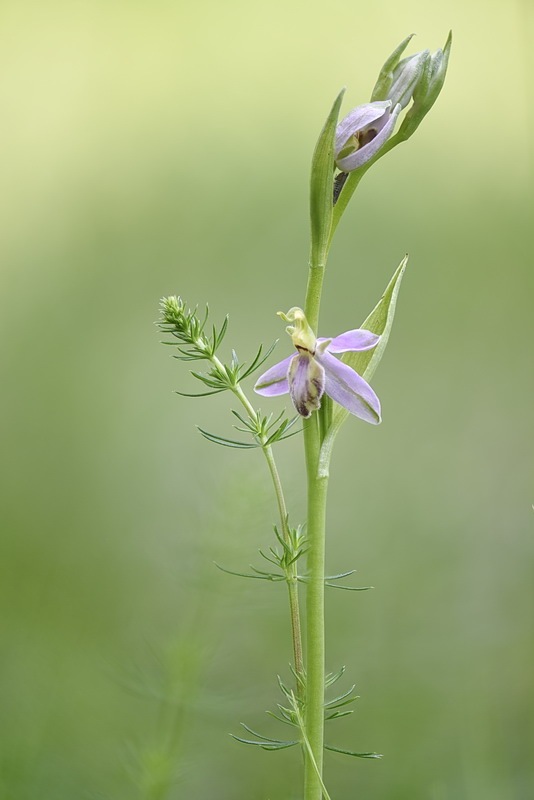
[327,329,380,353]
[254,355,293,396]
[317,351,381,424]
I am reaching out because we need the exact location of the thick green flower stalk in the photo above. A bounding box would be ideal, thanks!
[158,31,451,800]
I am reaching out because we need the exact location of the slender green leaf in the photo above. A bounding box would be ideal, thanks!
[324,569,356,580]
[371,33,415,101]
[240,340,278,379]
[240,724,295,745]
[310,88,345,266]
[325,696,358,711]
[325,710,354,720]
[265,710,296,727]
[175,388,225,398]
[324,686,357,707]
[325,743,382,759]
[325,666,346,688]
[340,254,408,388]
[250,566,285,581]
[197,427,259,449]
[230,734,298,750]
[325,582,373,591]
[214,562,282,581]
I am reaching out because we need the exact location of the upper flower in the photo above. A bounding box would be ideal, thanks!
[334,100,401,172]
[370,32,452,142]
[254,308,381,424]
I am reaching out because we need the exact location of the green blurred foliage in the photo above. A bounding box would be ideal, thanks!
[1,0,532,797]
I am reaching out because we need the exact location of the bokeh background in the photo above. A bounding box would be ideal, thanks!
[1,0,532,797]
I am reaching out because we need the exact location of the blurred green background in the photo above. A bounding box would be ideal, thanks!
[1,0,532,797]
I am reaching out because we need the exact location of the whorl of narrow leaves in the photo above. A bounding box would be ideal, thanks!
[159,296,300,449]
[216,522,308,583]
[199,409,301,450]
[231,669,381,761]
[217,523,371,590]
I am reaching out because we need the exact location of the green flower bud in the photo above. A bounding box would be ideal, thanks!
[371,34,415,102]
[387,49,430,110]
[397,31,452,140]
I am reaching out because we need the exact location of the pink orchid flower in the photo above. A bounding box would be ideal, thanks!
[254,308,381,424]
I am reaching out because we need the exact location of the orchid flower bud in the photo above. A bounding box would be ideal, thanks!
[370,32,452,144]
[371,33,415,102]
[334,100,401,172]
[397,31,452,139]
[386,49,430,109]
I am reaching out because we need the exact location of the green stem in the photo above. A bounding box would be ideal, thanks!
[293,693,332,800]
[209,355,305,683]
[303,440,329,800]
[303,260,330,800]
[304,261,326,333]
[300,117,404,800]
[329,132,404,245]
[263,444,304,685]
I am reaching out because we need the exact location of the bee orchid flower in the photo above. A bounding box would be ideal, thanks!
[254,308,381,424]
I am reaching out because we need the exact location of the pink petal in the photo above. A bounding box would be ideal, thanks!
[317,351,381,424]
[335,101,392,154]
[254,355,293,396]
[327,329,380,353]
[336,103,401,172]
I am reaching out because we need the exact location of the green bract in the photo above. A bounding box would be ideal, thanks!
[309,89,345,274]
[318,256,408,477]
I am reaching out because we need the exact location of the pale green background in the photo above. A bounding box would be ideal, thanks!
[1,0,532,798]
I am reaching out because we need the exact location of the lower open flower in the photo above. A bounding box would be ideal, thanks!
[254,308,381,424]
